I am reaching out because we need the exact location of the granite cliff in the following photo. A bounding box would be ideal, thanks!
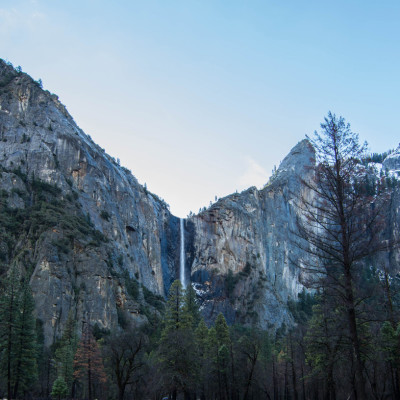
[185,140,315,330]
[0,60,180,344]
[1,59,399,344]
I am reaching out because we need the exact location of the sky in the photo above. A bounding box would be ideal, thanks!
[1,0,399,217]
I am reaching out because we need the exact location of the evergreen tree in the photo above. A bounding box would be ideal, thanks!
[54,311,78,396]
[195,319,210,399]
[380,321,400,395]
[183,284,201,328]
[0,265,20,400]
[305,294,344,400]
[12,278,38,398]
[209,313,231,400]
[215,313,230,345]
[51,376,68,400]
[158,280,197,399]
[0,266,38,399]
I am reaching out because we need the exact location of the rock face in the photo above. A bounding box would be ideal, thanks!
[186,140,315,329]
[0,60,180,344]
[1,59,399,344]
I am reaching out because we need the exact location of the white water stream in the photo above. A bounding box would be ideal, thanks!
[180,218,186,287]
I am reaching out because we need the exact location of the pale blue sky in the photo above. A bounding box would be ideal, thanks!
[1,1,399,217]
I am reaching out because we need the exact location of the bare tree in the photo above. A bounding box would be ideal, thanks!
[105,330,147,400]
[294,112,392,400]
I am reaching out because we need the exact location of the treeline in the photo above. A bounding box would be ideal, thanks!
[1,271,400,399]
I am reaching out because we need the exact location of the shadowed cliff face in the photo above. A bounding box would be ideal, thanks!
[1,60,400,343]
[0,60,180,344]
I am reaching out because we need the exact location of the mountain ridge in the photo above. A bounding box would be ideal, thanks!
[1,59,399,344]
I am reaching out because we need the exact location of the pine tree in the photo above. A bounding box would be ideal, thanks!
[195,319,210,399]
[183,284,201,328]
[158,280,197,399]
[215,313,230,346]
[0,265,20,400]
[208,313,231,400]
[305,294,343,400]
[73,323,107,400]
[12,278,38,398]
[54,311,78,395]
[0,266,38,399]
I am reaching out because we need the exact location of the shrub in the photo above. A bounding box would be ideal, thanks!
[100,210,110,221]
[142,285,165,311]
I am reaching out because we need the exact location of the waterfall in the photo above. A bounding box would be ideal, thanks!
[180,218,186,287]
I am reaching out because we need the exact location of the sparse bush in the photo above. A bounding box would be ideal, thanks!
[142,285,165,311]
[100,210,111,221]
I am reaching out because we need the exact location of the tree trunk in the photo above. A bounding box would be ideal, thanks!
[290,334,299,400]
[243,357,257,400]
[7,284,15,400]
[344,267,366,400]
[118,385,125,400]
[272,355,278,400]
[301,365,306,400]
[230,343,237,400]
[88,353,92,400]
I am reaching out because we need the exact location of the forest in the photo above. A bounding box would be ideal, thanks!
[1,113,400,400]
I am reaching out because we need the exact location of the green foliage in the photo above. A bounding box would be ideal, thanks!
[31,178,61,197]
[362,151,392,165]
[54,311,78,394]
[183,284,201,328]
[92,323,110,340]
[380,321,400,362]
[162,280,186,330]
[215,313,230,346]
[240,262,252,277]
[122,271,140,301]
[52,237,70,254]
[0,266,38,398]
[12,279,38,396]
[287,289,316,324]
[51,376,68,399]
[0,172,106,273]
[142,284,165,311]
[206,313,231,396]
[158,281,198,394]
